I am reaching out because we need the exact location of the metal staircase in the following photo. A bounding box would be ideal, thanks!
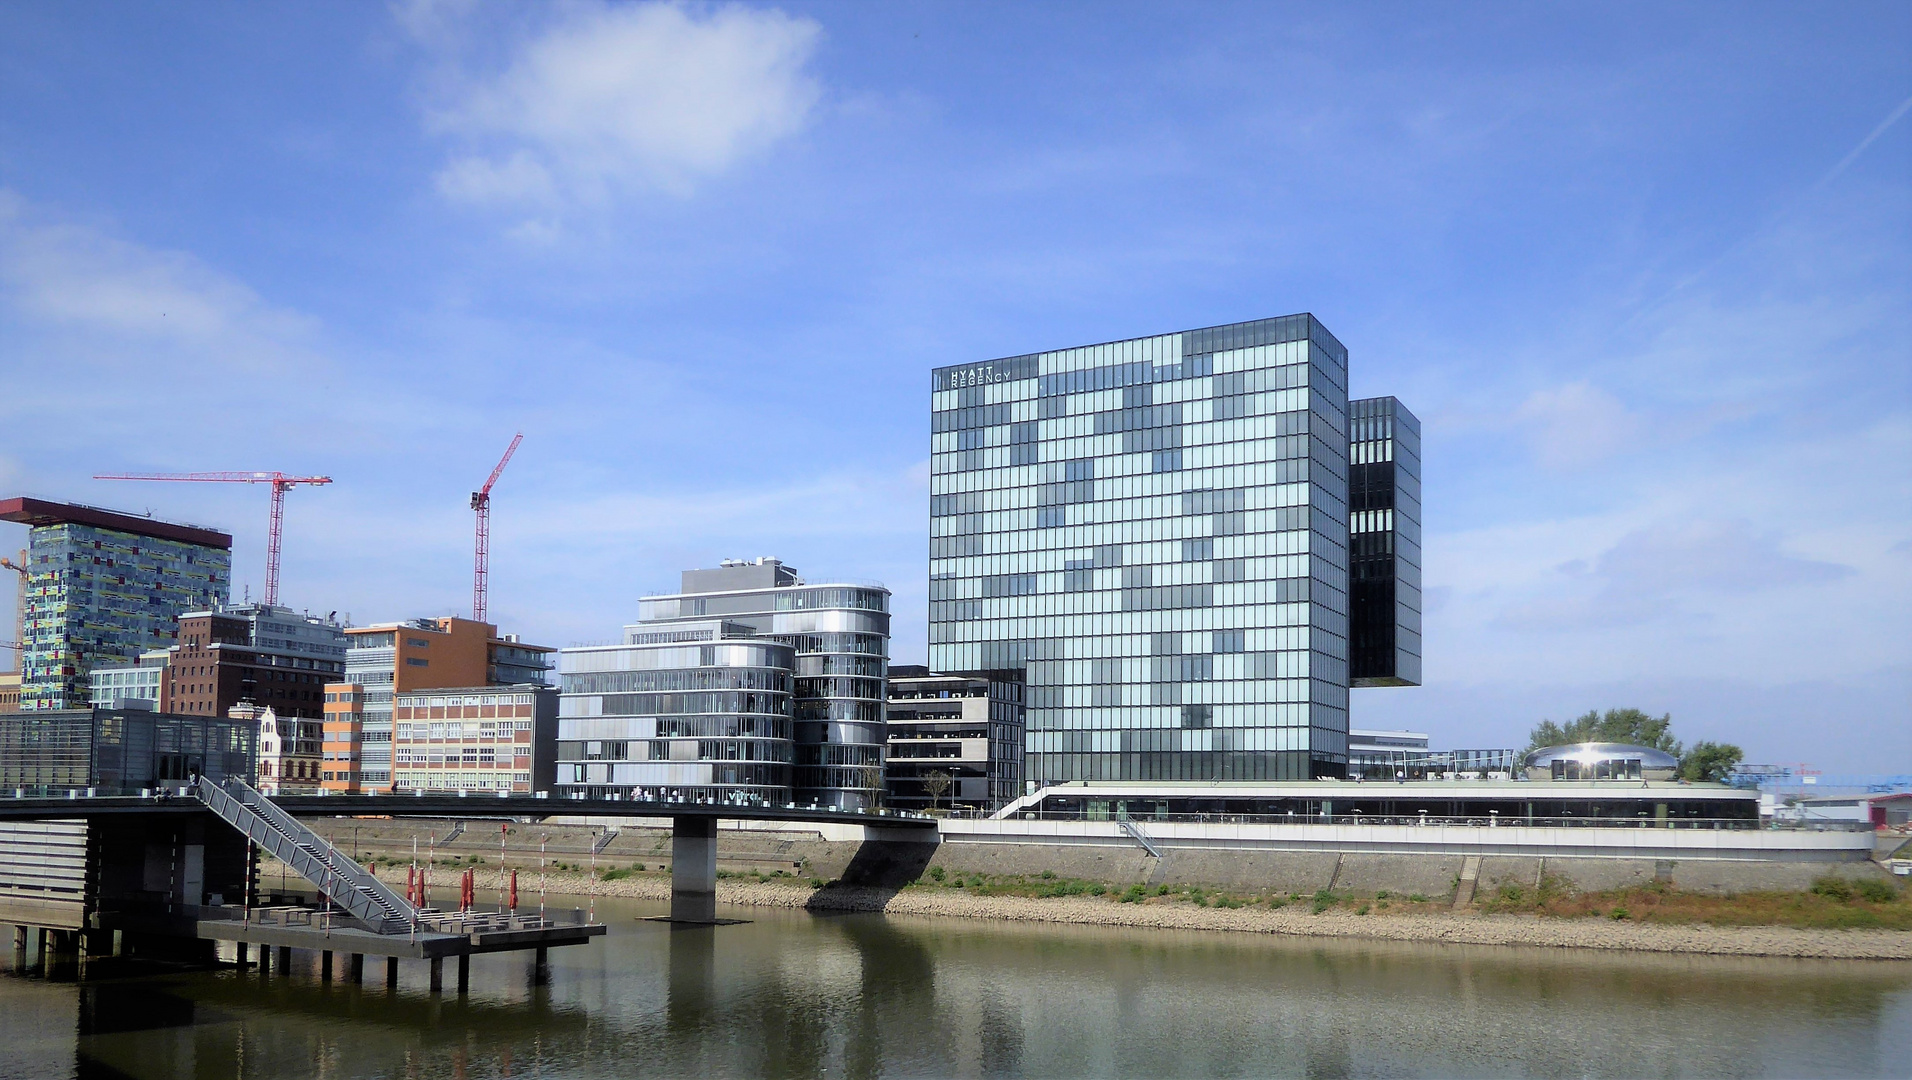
[1119,818,1162,858]
[193,776,418,934]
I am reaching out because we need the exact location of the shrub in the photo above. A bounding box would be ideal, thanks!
[929,866,947,883]
[1153,884,1171,897]
[1216,896,1243,909]
[1810,877,1854,902]
[1119,883,1148,904]
[1855,879,1897,903]
[1610,906,1630,920]
[1355,904,1370,916]
[1408,893,1428,903]
[1040,870,1056,880]
[634,863,647,872]
[1090,883,1107,896]
[1311,888,1337,914]
[1375,890,1391,900]
[808,877,825,889]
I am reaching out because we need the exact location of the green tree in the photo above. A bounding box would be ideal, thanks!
[1678,741,1743,783]
[1524,708,1682,757]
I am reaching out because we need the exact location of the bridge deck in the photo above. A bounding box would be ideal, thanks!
[0,792,936,829]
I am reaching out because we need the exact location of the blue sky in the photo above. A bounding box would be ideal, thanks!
[1,2,1907,770]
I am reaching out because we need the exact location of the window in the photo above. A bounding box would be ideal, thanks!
[405,657,429,668]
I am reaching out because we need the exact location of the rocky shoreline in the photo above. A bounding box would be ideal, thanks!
[369,864,1912,960]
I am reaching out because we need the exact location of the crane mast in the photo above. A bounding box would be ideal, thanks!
[92,471,332,607]
[471,434,523,625]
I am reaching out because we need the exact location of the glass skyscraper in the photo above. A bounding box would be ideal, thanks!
[930,314,1410,782]
[1348,396,1423,688]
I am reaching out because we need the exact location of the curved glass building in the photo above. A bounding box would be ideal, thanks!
[556,622,795,802]
[635,560,891,810]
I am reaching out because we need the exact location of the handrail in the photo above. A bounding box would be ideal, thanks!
[193,776,419,933]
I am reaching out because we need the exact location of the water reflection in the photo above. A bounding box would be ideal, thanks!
[0,896,1906,1079]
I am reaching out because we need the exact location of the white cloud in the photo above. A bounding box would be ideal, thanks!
[1511,381,1641,469]
[0,190,315,363]
[416,1,824,204]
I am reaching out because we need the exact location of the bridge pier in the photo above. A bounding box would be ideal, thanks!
[235,941,249,969]
[276,945,291,973]
[321,950,333,982]
[259,941,271,975]
[457,954,469,995]
[385,956,399,989]
[347,953,363,983]
[671,816,718,923]
[428,956,443,993]
[12,926,24,970]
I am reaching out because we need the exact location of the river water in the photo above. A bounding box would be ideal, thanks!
[2,896,1908,1079]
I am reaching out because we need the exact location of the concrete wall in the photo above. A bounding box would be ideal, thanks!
[299,816,1899,900]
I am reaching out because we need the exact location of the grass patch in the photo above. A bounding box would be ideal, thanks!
[1476,875,1910,930]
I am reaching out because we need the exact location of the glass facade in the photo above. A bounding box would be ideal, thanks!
[558,624,794,803]
[929,314,1357,781]
[634,560,891,810]
[20,522,230,710]
[1348,397,1423,687]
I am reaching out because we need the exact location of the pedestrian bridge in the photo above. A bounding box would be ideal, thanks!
[0,784,935,925]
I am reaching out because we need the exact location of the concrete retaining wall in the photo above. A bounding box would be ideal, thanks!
[301,816,1895,901]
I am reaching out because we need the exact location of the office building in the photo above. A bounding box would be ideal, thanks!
[86,650,169,709]
[163,605,346,719]
[631,559,891,809]
[931,315,1426,782]
[0,497,231,710]
[0,707,256,793]
[0,673,20,713]
[884,666,1025,811]
[557,559,890,809]
[232,702,322,795]
[391,684,557,795]
[558,620,795,803]
[322,617,554,793]
[1348,729,1517,780]
[1348,397,1422,687]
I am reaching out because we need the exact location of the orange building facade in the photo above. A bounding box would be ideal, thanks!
[321,616,552,793]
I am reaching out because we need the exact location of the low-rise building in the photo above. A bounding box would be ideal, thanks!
[884,666,1023,811]
[232,702,322,795]
[391,684,557,795]
[86,650,169,710]
[0,672,19,713]
[1349,728,1518,780]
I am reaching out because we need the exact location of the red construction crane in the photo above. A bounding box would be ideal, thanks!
[471,434,523,625]
[92,472,332,607]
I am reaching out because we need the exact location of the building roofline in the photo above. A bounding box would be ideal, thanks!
[932,312,1333,377]
[0,496,232,548]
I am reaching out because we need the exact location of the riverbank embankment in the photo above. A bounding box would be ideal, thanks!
[359,862,1912,960]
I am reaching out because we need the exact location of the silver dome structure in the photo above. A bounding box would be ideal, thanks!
[1522,742,1679,782]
